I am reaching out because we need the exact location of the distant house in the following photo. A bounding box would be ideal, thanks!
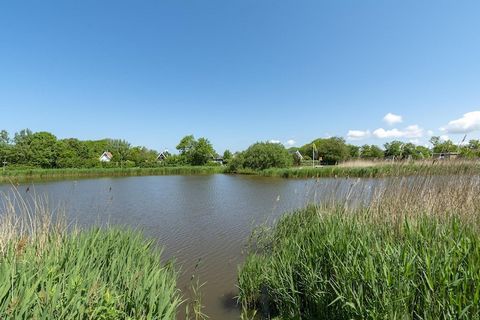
[156,151,169,162]
[432,152,460,160]
[212,156,224,165]
[294,150,304,161]
[99,151,113,162]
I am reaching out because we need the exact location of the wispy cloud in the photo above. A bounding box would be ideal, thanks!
[373,125,424,139]
[441,111,480,133]
[285,139,296,146]
[383,113,403,125]
[268,139,281,144]
[440,135,450,141]
[347,130,370,140]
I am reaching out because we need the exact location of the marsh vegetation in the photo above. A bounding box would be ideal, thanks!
[238,171,480,319]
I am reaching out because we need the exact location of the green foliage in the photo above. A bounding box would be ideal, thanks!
[430,136,459,153]
[257,162,480,179]
[176,135,216,166]
[0,130,9,145]
[223,150,233,163]
[360,144,384,159]
[383,140,403,158]
[415,145,432,159]
[300,137,349,165]
[384,141,432,160]
[107,139,131,163]
[460,139,480,159]
[241,142,293,170]
[347,144,360,159]
[239,207,480,319]
[0,228,180,319]
[0,129,161,169]
[226,152,246,172]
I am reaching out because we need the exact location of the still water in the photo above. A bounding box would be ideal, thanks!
[0,174,379,319]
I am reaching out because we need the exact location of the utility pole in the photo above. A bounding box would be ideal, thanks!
[2,158,7,173]
[312,143,316,168]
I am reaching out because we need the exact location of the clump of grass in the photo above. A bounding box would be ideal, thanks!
[0,190,181,319]
[238,174,480,319]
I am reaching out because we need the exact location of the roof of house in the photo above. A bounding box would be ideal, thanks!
[101,151,113,159]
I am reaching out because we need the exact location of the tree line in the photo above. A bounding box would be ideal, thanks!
[1,129,479,170]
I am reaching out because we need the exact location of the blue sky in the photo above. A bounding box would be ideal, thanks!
[1,1,480,153]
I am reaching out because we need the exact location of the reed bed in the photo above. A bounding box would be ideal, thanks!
[238,173,480,319]
[0,190,181,319]
[260,160,480,179]
[0,166,225,183]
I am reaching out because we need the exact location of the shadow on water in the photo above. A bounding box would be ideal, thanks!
[220,291,240,312]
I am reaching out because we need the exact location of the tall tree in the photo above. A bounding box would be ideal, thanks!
[29,132,58,168]
[176,135,216,165]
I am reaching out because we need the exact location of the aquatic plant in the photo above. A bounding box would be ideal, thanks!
[238,173,480,319]
[0,191,181,319]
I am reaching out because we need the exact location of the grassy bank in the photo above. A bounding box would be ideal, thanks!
[257,161,480,178]
[0,192,181,319]
[0,166,225,182]
[2,161,479,183]
[238,175,480,319]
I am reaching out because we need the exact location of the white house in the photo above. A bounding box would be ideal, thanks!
[156,150,170,161]
[99,151,113,162]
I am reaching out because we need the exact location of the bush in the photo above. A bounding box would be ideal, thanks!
[241,142,293,170]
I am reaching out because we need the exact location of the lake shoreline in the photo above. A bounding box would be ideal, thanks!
[1,162,479,183]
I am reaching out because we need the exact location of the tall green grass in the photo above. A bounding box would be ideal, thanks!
[238,174,480,319]
[0,191,181,319]
[0,166,225,183]
[259,161,480,179]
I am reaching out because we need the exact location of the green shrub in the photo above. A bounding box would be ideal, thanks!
[241,142,293,170]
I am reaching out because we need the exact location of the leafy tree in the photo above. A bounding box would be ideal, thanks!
[429,136,458,153]
[11,129,33,164]
[223,149,233,164]
[108,139,131,164]
[384,141,404,158]
[190,137,215,165]
[460,139,480,159]
[226,152,245,172]
[29,132,58,168]
[128,147,158,167]
[242,142,292,170]
[360,145,384,159]
[0,130,11,166]
[347,144,360,159]
[0,130,9,145]
[176,135,196,155]
[176,135,216,166]
[415,146,432,159]
[300,137,349,165]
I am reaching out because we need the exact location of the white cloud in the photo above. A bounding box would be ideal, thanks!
[373,125,424,139]
[409,139,420,144]
[442,111,480,133]
[440,135,450,141]
[427,130,434,136]
[347,130,370,140]
[285,139,296,146]
[383,113,403,125]
[268,139,281,144]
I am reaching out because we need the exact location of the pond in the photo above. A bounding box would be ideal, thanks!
[0,174,380,319]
